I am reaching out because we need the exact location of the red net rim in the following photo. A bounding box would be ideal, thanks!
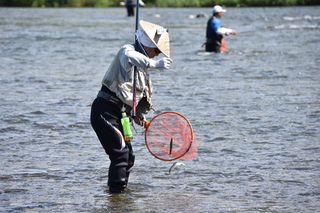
[144,111,195,161]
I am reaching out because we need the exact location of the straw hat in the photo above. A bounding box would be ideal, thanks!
[139,20,170,57]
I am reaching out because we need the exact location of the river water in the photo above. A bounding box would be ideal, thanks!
[0,6,319,213]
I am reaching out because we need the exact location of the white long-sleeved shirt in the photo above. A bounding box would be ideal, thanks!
[101,44,154,113]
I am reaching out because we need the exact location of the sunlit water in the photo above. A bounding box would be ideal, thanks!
[0,6,319,212]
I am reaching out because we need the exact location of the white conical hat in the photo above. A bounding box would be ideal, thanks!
[139,20,170,57]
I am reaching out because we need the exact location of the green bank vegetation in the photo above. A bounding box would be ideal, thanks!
[0,0,318,7]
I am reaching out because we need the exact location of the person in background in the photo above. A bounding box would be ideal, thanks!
[124,0,146,17]
[205,5,237,53]
[90,20,172,194]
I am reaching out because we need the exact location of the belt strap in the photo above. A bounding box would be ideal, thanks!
[97,90,131,113]
[97,90,121,106]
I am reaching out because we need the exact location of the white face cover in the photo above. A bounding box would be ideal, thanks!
[135,29,157,48]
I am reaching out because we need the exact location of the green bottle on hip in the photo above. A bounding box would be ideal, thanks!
[121,112,133,141]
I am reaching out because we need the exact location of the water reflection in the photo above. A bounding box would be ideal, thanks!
[94,192,139,212]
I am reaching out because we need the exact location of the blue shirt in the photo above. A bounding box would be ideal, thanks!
[210,16,221,32]
[206,16,223,40]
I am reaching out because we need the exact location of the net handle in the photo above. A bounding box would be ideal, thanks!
[143,120,151,129]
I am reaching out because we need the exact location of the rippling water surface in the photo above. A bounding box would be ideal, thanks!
[1,6,319,212]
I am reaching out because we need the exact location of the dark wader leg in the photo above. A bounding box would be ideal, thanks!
[126,5,134,16]
[205,39,221,53]
[90,97,135,193]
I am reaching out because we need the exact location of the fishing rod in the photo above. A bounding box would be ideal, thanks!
[238,24,319,34]
[238,26,279,34]
[128,7,198,161]
[131,0,140,118]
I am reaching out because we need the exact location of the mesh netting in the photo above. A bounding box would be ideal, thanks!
[144,111,198,161]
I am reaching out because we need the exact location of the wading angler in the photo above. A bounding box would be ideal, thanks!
[90,20,172,194]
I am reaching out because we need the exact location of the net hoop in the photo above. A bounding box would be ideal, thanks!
[144,111,195,161]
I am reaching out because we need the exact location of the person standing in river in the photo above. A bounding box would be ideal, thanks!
[205,5,237,53]
[90,20,172,194]
[124,0,146,17]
